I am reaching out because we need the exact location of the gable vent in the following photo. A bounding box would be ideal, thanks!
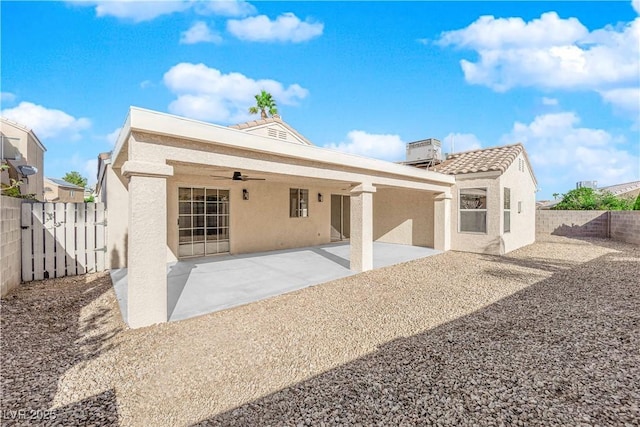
[267,128,277,138]
[278,131,287,140]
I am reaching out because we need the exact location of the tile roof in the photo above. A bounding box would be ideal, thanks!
[430,143,525,175]
[598,180,640,196]
[229,116,313,145]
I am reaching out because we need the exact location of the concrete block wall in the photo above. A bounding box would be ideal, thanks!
[536,210,610,238]
[610,211,640,245]
[1,196,23,296]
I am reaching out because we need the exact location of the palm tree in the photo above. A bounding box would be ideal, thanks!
[248,90,278,119]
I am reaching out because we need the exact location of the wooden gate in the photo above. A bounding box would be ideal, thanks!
[21,202,106,282]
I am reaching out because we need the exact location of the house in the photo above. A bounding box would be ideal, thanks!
[100,107,541,328]
[1,117,46,200]
[100,107,456,327]
[598,181,640,201]
[43,177,85,203]
[406,143,538,255]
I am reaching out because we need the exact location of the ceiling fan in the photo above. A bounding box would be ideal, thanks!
[211,171,266,181]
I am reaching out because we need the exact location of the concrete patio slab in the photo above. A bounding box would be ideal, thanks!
[110,242,441,324]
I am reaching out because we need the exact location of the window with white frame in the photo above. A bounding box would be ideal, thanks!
[290,188,309,217]
[459,188,487,233]
[504,187,511,233]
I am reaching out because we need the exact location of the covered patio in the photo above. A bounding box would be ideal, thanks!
[110,242,440,323]
[105,108,454,327]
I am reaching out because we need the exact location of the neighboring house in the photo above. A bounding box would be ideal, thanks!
[537,180,640,209]
[100,107,456,327]
[407,143,538,255]
[599,181,640,200]
[1,117,46,200]
[43,177,85,203]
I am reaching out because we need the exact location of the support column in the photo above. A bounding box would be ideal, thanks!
[122,161,173,328]
[434,192,452,251]
[350,183,376,272]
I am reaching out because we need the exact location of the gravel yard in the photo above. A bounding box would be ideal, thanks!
[1,236,639,426]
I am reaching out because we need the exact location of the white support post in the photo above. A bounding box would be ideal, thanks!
[123,161,173,328]
[350,183,376,273]
[434,192,452,251]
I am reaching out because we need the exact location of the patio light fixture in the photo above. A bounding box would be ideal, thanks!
[318,193,323,202]
[242,188,249,200]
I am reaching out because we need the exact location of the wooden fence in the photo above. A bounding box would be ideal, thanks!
[21,202,106,282]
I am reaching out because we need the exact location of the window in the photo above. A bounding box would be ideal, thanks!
[70,190,75,197]
[290,188,309,217]
[504,187,511,233]
[459,188,487,233]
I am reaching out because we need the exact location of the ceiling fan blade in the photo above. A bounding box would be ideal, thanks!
[245,178,266,180]
[211,175,232,179]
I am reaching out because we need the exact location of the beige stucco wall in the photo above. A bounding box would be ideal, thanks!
[450,153,536,255]
[450,174,502,254]
[166,173,341,261]
[105,166,129,268]
[373,187,434,247]
[499,155,537,253]
[109,166,443,267]
[1,124,45,201]
[1,196,23,296]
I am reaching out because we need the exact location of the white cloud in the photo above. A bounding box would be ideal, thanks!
[81,0,191,22]
[140,80,153,89]
[1,92,16,103]
[501,112,639,191]
[442,132,482,153]
[72,0,256,22]
[163,62,308,123]
[106,127,122,146]
[180,21,222,44]
[227,12,323,42]
[542,97,559,106]
[324,131,405,161]
[439,12,588,51]
[195,0,256,17]
[1,102,91,140]
[599,88,640,117]
[437,11,640,119]
[633,0,640,14]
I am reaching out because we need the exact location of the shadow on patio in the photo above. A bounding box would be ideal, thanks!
[193,248,640,426]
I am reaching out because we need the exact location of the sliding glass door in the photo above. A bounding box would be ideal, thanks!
[178,187,229,257]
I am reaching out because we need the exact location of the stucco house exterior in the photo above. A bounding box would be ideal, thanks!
[43,177,86,203]
[100,107,458,328]
[1,117,46,200]
[99,108,540,328]
[406,143,538,255]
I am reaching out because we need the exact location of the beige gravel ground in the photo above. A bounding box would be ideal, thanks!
[1,236,638,426]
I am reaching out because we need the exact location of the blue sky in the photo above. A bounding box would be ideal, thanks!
[2,0,639,200]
